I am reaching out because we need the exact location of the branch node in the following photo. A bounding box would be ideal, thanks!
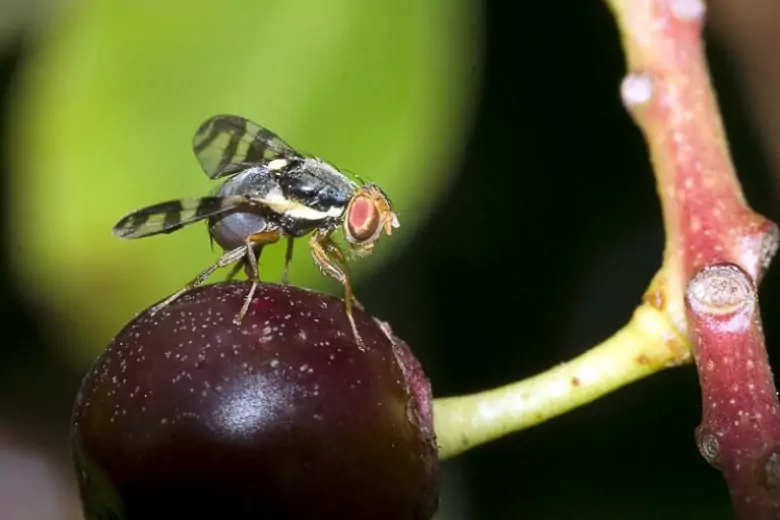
[670,0,706,21]
[695,427,721,468]
[620,72,654,108]
[758,223,780,276]
[686,264,754,316]
[764,452,780,489]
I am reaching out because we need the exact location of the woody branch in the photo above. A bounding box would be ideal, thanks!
[435,1,780,515]
[609,0,780,516]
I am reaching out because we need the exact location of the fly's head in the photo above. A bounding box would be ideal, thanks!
[343,183,399,257]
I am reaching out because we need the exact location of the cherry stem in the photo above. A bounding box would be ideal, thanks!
[434,305,687,459]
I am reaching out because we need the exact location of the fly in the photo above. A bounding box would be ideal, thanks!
[113,115,400,350]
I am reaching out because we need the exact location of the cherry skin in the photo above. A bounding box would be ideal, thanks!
[71,282,437,520]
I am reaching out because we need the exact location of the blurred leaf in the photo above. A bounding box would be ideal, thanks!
[8,0,479,364]
[0,0,52,51]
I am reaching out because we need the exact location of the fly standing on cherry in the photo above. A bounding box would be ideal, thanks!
[113,115,399,350]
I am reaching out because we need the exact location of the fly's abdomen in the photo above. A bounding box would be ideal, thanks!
[209,209,269,250]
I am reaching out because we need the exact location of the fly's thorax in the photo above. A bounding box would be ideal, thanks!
[302,158,354,188]
[279,158,355,209]
[208,208,270,251]
[277,214,341,238]
[215,165,274,198]
[253,157,354,228]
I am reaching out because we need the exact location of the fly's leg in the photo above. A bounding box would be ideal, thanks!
[225,243,261,282]
[280,237,295,285]
[320,238,365,311]
[225,258,246,281]
[149,245,249,316]
[309,231,365,351]
[235,241,259,325]
[234,231,281,324]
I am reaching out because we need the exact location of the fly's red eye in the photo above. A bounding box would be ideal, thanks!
[346,195,380,243]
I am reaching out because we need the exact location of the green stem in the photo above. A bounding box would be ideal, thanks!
[433,304,689,459]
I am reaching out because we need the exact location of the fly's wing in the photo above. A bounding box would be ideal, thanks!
[113,195,250,239]
[192,115,303,179]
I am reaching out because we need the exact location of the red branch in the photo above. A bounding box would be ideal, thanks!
[687,265,780,518]
[607,0,780,516]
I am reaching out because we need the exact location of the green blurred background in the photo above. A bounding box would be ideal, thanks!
[8,0,476,366]
[2,0,780,518]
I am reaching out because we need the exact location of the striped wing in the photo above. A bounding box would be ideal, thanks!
[192,115,302,179]
[113,195,250,239]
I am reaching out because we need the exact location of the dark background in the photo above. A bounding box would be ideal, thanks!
[2,1,776,518]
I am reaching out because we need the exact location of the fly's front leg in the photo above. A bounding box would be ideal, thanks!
[320,238,365,311]
[234,231,281,325]
[150,245,249,316]
[309,231,365,351]
[281,237,295,285]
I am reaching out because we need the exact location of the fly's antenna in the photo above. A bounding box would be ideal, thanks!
[392,205,426,219]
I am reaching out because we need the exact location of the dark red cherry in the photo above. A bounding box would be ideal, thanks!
[71,282,437,520]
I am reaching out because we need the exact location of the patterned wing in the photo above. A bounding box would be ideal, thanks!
[113,195,250,239]
[192,115,303,179]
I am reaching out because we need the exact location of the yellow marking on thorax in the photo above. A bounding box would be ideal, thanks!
[263,188,343,221]
[268,159,289,171]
